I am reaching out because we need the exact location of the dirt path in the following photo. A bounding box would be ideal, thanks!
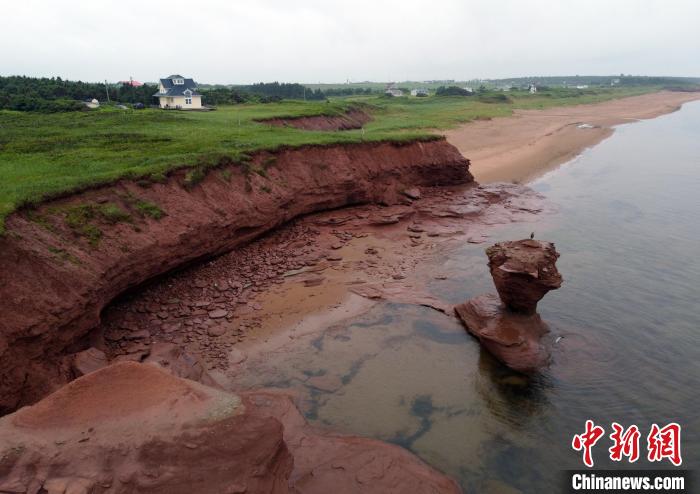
[444,90,700,183]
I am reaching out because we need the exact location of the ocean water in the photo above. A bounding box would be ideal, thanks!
[238,100,700,492]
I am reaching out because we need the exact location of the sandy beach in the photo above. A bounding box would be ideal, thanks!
[444,90,700,184]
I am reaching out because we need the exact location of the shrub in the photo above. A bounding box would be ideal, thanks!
[435,86,473,96]
[477,93,511,104]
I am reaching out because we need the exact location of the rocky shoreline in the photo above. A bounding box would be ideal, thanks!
[0,135,556,492]
[0,138,471,413]
[0,362,461,493]
[96,182,548,378]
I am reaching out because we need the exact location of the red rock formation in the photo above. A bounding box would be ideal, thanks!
[455,294,551,373]
[486,239,562,314]
[0,139,471,414]
[455,239,562,372]
[258,108,372,131]
[0,362,461,493]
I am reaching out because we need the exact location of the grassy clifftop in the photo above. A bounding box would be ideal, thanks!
[0,85,656,232]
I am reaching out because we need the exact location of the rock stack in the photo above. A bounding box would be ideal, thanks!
[455,239,562,373]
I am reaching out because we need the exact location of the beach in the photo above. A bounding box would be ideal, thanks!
[444,90,700,183]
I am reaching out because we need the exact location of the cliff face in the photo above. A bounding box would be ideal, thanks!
[0,139,472,413]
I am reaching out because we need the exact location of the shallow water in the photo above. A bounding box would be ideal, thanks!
[237,101,700,492]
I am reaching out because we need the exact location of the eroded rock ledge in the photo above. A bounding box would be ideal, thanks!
[0,361,461,493]
[0,138,472,414]
[256,108,372,131]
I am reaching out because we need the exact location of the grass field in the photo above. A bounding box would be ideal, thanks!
[0,85,657,233]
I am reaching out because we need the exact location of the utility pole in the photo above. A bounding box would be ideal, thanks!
[105,79,110,103]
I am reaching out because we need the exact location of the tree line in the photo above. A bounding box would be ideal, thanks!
[0,76,159,112]
[0,76,382,112]
[200,82,375,105]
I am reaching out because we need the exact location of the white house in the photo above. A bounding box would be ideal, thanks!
[154,74,202,109]
[410,88,429,97]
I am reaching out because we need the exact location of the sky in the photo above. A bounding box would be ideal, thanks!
[1,0,699,84]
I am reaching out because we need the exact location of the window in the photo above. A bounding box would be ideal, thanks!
[173,78,184,85]
[185,98,192,105]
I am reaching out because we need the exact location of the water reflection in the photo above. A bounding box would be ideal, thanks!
[475,352,551,430]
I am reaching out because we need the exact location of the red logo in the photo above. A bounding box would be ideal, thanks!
[572,421,682,467]
[647,423,682,466]
[609,423,640,463]
[572,420,605,467]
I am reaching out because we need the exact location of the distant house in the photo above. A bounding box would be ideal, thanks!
[119,79,144,87]
[463,87,474,93]
[528,83,537,94]
[153,74,202,109]
[384,83,404,97]
[410,88,429,97]
[575,84,589,89]
[385,88,404,97]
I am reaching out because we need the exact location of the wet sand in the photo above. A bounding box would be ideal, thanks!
[99,183,550,378]
[444,91,700,184]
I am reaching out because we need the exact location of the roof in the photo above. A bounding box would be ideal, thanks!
[153,75,201,97]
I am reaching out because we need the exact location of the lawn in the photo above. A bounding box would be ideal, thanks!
[0,85,657,233]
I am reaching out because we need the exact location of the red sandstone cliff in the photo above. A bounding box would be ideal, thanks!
[0,139,471,413]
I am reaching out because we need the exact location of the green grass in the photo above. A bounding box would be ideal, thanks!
[0,86,659,233]
[133,199,165,220]
[63,204,103,246]
[98,203,131,224]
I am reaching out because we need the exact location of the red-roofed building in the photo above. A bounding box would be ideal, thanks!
[119,79,144,87]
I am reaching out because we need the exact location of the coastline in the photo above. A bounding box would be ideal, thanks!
[3,90,699,492]
[444,90,700,184]
[88,91,700,383]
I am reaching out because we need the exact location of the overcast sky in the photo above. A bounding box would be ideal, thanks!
[2,0,698,84]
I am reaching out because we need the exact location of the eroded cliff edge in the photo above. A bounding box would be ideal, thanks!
[0,138,472,413]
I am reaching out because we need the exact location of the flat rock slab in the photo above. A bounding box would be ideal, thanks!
[207,326,227,337]
[208,309,229,319]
